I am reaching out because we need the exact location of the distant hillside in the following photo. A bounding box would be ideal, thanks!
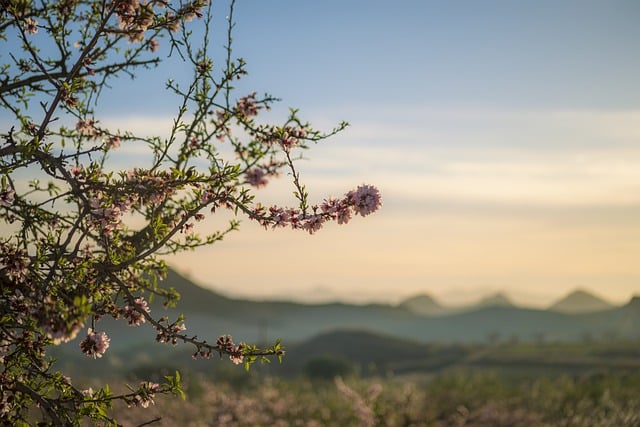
[51,271,640,379]
[397,291,518,316]
[398,293,444,316]
[274,329,471,377]
[549,289,614,314]
[274,329,640,378]
[626,295,640,310]
[474,292,514,308]
[98,269,640,347]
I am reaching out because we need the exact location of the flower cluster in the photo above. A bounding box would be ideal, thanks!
[114,0,207,42]
[234,92,262,120]
[40,312,85,346]
[0,187,15,208]
[155,317,187,345]
[59,85,78,108]
[75,118,99,138]
[127,382,160,408]
[114,0,156,42]
[105,135,121,149]
[216,335,245,365]
[147,37,159,52]
[79,328,111,359]
[252,184,381,234]
[88,196,125,235]
[0,243,30,283]
[123,297,150,326]
[320,197,352,224]
[245,167,268,188]
[24,17,38,35]
[262,125,308,152]
[347,184,382,217]
[126,168,177,205]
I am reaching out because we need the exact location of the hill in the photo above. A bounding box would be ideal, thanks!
[50,272,640,380]
[83,269,640,353]
[549,289,614,314]
[397,293,444,315]
[474,292,514,308]
[271,329,471,377]
[275,329,640,378]
[155,270,640,344]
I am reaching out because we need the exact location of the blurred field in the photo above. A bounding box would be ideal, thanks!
[110,370,640,426]
[70,340,640,426]
[50,271,640,425]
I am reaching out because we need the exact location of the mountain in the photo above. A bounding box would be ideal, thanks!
[549,289,614,314]
[86,269,640,353]
[625,295,640,310]
[397,293,444,315]
[473,292,514,308]
[51,271,640,379]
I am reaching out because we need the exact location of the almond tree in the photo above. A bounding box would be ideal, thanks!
[0,0,381,424]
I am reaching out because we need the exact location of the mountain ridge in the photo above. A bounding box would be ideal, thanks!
[548,289,614,314]
[151,269,640,345]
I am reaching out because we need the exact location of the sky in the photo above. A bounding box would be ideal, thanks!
[7,1,640,307]
[165,0,640,307]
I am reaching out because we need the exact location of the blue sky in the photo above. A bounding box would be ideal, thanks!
[6,1,640,306]
[229,0,640,110]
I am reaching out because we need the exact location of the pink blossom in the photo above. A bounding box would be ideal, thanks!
[245,168,268,188]
[216,334,234,353]
[320,197,340,215]
[321,197,352,225]
[155,321,186,345]
[188,135,200,150]
[302,215,325,234]
[280,126,306,152]
[201,190,214,204]
[70,165,84,178]
[235,92,261,120]
[287,208,303,229]
[215,335,245,364]
[147,38,159,52]
[75,118,99,138]
[24,17,38,35]
[0,188,15,207]
[88,196,123,234]
[127,382,160,408]
[105,135,121,149]
[166,13,180,32]
[268,206,292,228]
[80,329,110,358]
[43,320,83,345]
[1,246,30,283]
[133,382,160,408]
[229,343,245,365]
[123,297,150,326]
[348,184,382,217]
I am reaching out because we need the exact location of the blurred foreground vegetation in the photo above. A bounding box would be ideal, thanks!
[106,370,640,426]
[67,340,640,426]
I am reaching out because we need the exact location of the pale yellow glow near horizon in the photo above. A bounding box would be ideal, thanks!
[169,204,640,307]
